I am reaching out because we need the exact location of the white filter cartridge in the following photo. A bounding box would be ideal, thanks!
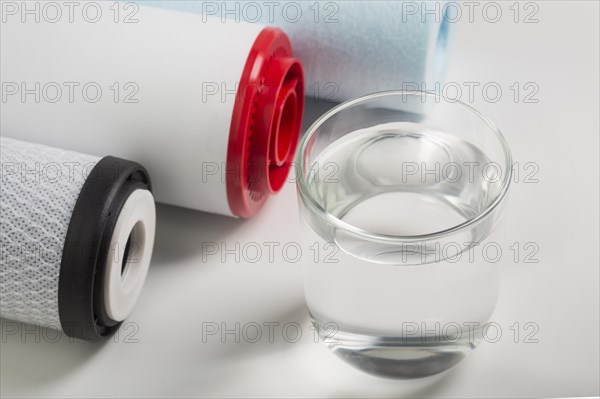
[0,3,304,218]
[0,137,156,341]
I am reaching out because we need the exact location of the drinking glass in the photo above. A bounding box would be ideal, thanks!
[295,91,512,378]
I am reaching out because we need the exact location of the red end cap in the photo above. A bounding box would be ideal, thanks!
[226,27,304,218]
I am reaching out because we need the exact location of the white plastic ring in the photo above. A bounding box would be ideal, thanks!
[103,189,156,322]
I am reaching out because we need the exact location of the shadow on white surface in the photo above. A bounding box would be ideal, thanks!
[152,204,245,264]
[0,318,107,386]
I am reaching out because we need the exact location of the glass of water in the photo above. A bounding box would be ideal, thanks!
[295,91,512,378]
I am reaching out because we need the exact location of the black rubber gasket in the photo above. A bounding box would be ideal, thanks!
[58,156,152,341]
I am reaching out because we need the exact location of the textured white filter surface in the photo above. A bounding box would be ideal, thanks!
[0,137,99,329]
[145,0,451,101]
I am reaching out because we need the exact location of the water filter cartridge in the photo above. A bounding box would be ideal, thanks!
[0,137,156,341]
[139,1,452,102]
[0,4,304,218]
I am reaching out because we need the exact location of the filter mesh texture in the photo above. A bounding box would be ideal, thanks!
[0,137,99,329]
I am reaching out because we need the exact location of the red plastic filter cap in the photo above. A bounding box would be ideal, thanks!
[226,27,304,218]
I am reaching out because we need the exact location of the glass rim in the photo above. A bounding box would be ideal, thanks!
[295,90,513,242]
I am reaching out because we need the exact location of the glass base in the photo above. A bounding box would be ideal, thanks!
[318,323,481,379]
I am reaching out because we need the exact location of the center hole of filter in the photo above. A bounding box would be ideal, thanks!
[274,92,297,165]
[121,229,135,278]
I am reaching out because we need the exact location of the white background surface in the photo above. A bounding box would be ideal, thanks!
[1,1,599,397]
